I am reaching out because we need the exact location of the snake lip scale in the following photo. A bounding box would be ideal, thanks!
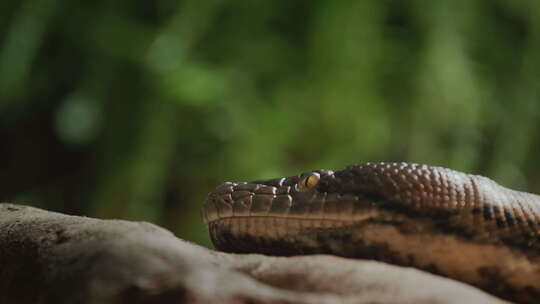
[203,162,540,303]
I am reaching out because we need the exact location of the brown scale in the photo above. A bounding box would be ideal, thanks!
[330,163,540,244]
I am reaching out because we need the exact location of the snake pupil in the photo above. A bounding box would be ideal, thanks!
[297,172,320,191]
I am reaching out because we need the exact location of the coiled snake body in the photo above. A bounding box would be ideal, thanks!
[203,162,540,303]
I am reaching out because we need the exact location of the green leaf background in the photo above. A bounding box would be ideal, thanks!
[1,1,539,247]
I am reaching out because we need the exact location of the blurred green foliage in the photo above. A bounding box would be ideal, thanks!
[1,1,539,246]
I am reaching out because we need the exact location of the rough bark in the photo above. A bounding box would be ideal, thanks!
[0,203,507,304]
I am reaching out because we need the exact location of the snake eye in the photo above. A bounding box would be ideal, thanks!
[297,172,320,192]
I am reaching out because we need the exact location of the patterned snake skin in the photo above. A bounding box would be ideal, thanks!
[203,162,540,303]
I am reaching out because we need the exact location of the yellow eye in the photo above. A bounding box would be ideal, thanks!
[297,172,320,192]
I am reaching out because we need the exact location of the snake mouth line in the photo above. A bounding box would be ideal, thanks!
[205,214,383,228]
[202,182,382,225]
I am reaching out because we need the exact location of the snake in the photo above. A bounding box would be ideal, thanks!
[202,162,540,303]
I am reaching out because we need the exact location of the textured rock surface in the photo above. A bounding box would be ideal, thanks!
[0,203,508,303]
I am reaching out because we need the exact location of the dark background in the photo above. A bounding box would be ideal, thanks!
[1,1,539,247]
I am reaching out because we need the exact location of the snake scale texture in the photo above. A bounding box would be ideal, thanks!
[202,162,540,303]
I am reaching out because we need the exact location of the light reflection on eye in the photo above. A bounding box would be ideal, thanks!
[296,172,320,192]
